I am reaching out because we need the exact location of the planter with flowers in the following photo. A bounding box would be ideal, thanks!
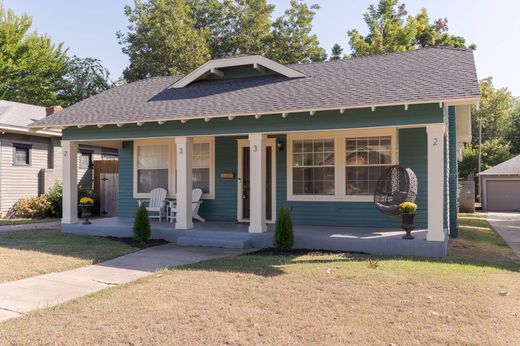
[79,197,94,225]
[399,202,417,239]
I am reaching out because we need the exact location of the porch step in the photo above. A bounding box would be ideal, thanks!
[175,234,253,249]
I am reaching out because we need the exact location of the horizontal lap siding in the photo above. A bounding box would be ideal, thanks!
[63,104,443,141]
[398,128,428,229]
[118,141,136,217]
[0,135,51,215]
[276,130,427,228]
[199,136,240,220]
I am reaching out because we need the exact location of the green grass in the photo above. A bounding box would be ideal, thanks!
[0,230,140,283]
[448,213,519,267]
[0,218,59,226]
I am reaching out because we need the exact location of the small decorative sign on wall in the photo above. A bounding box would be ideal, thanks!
[220,172,235,179]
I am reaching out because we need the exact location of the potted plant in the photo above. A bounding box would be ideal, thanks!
[79,197,94,225]
[399,202,417,239]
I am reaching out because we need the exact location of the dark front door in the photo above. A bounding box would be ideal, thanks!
[242,146,272,220]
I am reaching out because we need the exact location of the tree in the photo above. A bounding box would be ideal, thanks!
[347,0,475,58]
[59,56,111,107]
[0,5,69,106]
[268,0,326,64]
[330,43,343,61]
[188,0,273,57]
[118,0,211,82]
[507,101,520,154]
[472,77,516,145]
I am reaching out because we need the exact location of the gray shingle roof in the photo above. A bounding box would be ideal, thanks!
[0,100,47,127]
[30,46,480,128]
[479,155,520,176]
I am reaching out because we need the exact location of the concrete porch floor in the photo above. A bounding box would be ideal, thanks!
[62,217,447,257]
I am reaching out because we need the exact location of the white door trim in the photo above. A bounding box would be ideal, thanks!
[237,138,277,224]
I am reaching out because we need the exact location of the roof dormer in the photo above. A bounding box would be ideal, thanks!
[169,55,306,88]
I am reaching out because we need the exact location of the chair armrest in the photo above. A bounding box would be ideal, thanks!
[137,200,149,207]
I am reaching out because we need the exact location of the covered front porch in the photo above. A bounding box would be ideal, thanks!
[61,217,445,257]
[58,103,457,257]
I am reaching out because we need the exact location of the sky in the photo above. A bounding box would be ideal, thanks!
[4,0,520,96]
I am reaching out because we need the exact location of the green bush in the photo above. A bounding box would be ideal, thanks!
[7,195,51,219]
[274,206,294,252]
[133,203,151,241]
[46,182,63,217]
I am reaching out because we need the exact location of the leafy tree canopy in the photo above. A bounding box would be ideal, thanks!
[330,43,344,61]
[0,5,69,106]
[347,0,476,58]
[118,0,211,82]
[120,0,326,81]
[58,56,111,107]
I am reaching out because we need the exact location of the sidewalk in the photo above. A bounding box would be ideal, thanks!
[0,244,248,322]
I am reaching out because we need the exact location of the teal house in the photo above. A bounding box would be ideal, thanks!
[30,47,479,257]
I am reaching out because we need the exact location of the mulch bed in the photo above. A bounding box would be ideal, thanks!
[102,236,169,250]
[244,248,360,257]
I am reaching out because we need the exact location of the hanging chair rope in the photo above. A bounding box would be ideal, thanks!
[374,165,418,216]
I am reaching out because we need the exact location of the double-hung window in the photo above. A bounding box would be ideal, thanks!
[192,142,211,194]
[292,139,335,195]
[136,143,170,194]
[13,143,31,166]
[288,130,396,200]
[345,136,393,195]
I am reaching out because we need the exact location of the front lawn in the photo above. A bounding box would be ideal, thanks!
[0,215,519,344]
[0,218,59,226]
[0,230,140,283]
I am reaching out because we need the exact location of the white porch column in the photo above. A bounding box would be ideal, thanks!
[426,124,446,242]
[62,140,78,224]
[248,133,267,233]
[175,136,193,229]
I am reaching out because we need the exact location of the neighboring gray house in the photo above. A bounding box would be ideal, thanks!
[479,155,520,212]
[0,100,114,216]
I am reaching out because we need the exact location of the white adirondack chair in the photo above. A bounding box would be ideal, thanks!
[168,188,205,223]
[137,187,167,222]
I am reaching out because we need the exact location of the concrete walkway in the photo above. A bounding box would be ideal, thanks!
[0,244,248,322]
[0,221,60,233]
[484,212,520,258]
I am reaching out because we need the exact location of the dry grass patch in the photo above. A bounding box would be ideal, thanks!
[0,230,139,283]
[1,215,519,345]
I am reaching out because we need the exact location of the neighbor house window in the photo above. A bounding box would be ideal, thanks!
[13,143,31,166]
[192,142,211,194]
[345,136,392,195]
[79,151,93,169]
[136,144,169,194]
[292,139,335,195]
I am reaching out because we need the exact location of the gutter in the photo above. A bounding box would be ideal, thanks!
[0,123,61,137]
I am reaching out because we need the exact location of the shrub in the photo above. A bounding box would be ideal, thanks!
[7,195,51,219]
[46,182,63,217]
[133,203,151,241]
[274,206,294,252]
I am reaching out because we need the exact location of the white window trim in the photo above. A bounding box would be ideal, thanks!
[133,137,215,200]
[287,128,398,202]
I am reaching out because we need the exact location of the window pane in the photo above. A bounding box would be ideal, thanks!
[292,138,335,196]
[15,148,29,165]
[138,169,168,193]
[193,143,210,168]
[137,145,169,169]
[345,135,393,195]
[192,168,210,193]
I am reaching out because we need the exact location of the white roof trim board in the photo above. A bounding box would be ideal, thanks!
[170,55,306,88]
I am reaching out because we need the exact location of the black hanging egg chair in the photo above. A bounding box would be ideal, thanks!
[374,165,418,216]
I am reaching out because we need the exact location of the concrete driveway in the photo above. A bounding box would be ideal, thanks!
[484,212,520,258]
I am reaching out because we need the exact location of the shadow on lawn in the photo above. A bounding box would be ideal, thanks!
[173,248,520,278]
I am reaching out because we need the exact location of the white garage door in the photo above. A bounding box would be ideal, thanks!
[486,179,520,211]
